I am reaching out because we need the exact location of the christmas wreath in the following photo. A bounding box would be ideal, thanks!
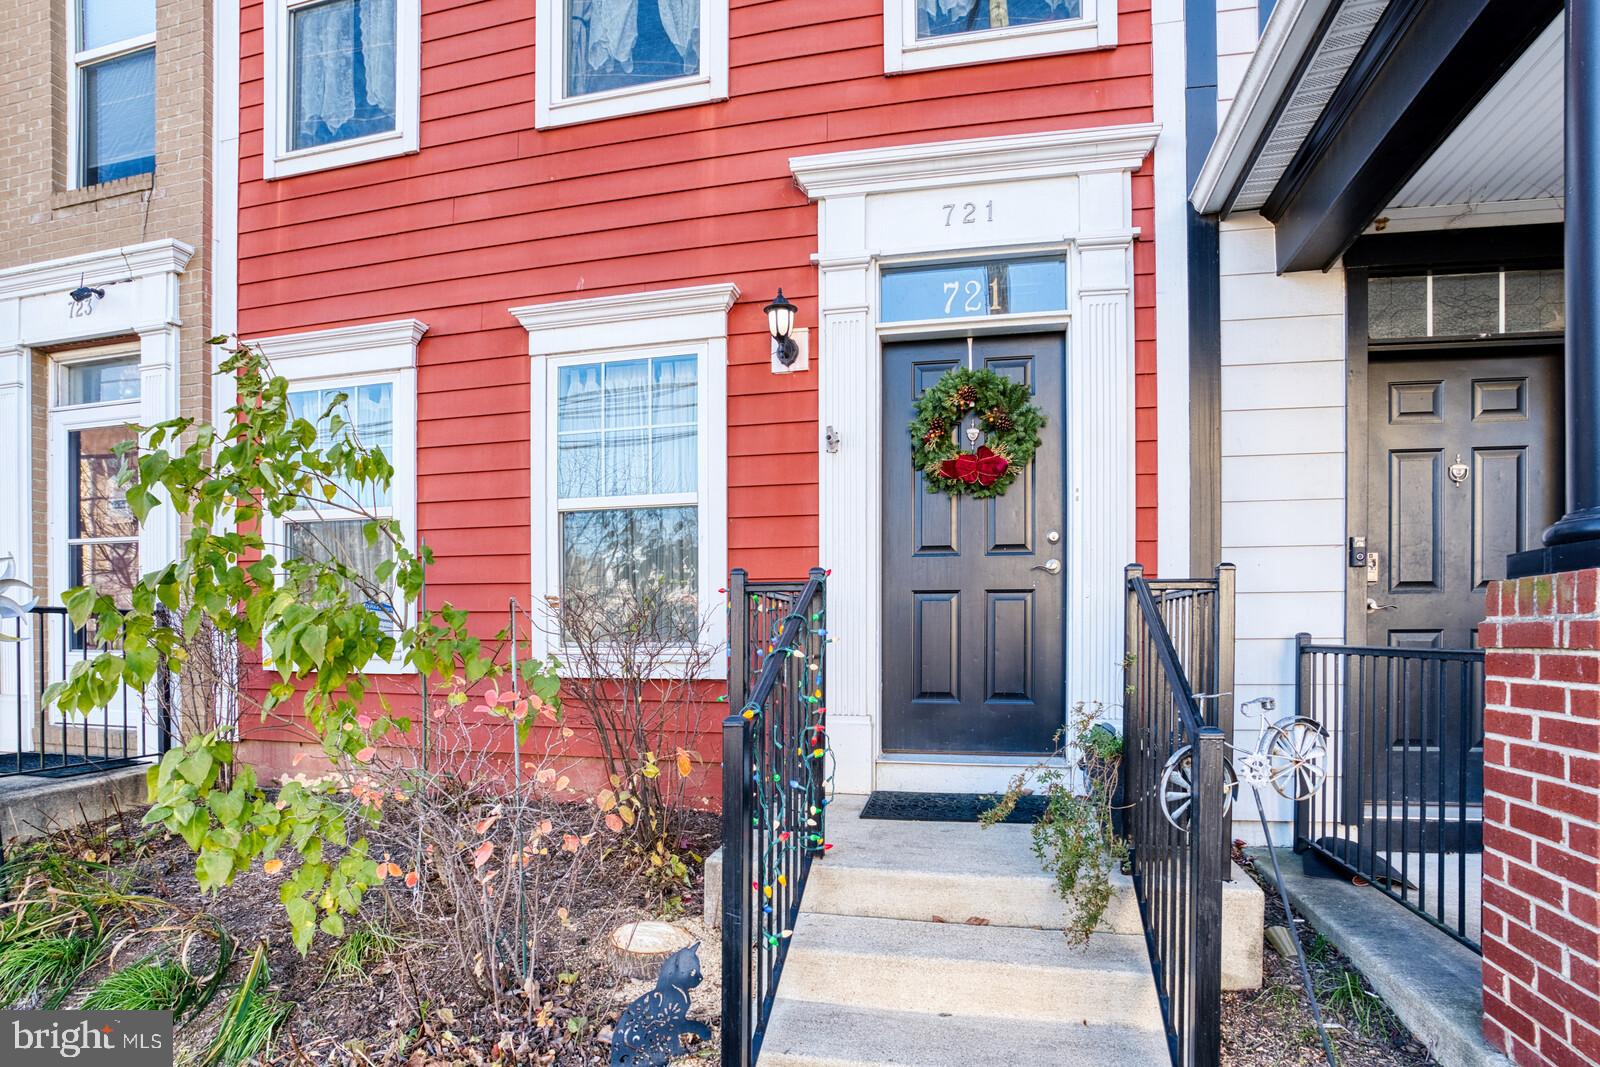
[909,366,1046,499]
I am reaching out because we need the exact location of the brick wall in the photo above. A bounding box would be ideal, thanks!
[1480,569,1600,1067]
[0,0,215,594]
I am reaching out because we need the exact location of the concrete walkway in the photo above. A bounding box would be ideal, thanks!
[1260,848,1509,1067]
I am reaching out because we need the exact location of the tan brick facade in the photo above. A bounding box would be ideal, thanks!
[0,0,214,596]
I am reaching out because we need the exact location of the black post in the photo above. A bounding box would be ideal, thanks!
[1213,563,1236,875]
[1120,565,1142,843]
[1192,727,1227,1067]
[728,569,749,715]
[721,713,751,1067]
[1539,2,1600,552]
[806,567,827,856]
[1293,632,1313,854]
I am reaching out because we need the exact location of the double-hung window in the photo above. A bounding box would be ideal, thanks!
[50,352,143,648]
[884,0,1116,73]
[283,381,400,631]
[555,353,700,630]
[71,0,157,187]
[263,0,421,179]
[535,0,728,128]
[514,285,733,665]
[249,319,424,670]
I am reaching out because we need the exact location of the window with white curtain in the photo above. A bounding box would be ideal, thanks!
[264,0,420,178]
[71,0,157,187]
[536,0,727,128]
[282,381,401,631]
[884,0,1113,73]
[555,353,700,628]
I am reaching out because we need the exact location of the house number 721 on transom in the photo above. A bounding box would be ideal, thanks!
[943,201,994,227]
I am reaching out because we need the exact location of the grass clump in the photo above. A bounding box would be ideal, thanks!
[203,942,290,1067]
[82,957,198,1013]
[325,920,400,984]
[0,933,105,1009]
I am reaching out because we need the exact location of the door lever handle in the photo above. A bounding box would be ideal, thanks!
[1032,559,1061,575]
[1365,598,1397,614]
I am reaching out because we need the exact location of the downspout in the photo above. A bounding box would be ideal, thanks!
[1186,0,1222,572]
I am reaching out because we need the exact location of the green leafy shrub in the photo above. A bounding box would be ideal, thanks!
[983,701,1127,944]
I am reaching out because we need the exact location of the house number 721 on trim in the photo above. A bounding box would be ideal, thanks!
[943,201,994,226]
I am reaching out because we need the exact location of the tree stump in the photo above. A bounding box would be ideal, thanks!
[607,921,696,980]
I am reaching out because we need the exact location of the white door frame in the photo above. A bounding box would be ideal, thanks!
[790,124,1157,794]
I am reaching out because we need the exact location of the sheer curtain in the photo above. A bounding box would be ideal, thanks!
[656,0,699,64]
[571,0,639,80]
[293,0,397,149]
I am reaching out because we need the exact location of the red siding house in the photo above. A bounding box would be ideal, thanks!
[233,0,1165,796]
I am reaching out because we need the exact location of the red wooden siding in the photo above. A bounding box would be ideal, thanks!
[235,0,1159,767]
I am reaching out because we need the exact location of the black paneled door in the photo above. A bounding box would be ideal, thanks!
[881,335,1066,756]
[1367,351,1563,648]
[1363,350,1562,808]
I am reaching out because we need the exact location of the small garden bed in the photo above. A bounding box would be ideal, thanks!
[1222,845,1437,1067]
[1,798,721,1065]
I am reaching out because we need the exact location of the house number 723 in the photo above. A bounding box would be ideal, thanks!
[943,201,994,227]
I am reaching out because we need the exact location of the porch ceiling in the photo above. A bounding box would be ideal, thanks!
[1384,16,1564,222]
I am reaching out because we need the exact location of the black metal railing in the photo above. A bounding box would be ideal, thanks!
[1125,563,1234,1067]
[1293,636,1485,952]
[721,567,827,1067]
[2,606,171,780]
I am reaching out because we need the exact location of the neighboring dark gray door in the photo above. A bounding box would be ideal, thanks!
[1360,350,1562,815]
[881,335,1066,756]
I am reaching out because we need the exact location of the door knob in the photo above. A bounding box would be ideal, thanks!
[1033,559,1061,575]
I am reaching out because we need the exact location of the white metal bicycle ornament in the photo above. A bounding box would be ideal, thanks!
[1156,696,1329,833]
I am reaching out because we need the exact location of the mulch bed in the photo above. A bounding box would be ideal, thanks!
[5,799,722,1066]
[1222,845,1438,1067]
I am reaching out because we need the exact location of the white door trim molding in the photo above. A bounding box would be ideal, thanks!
[791,124,1155,794]
[0,239,194,598]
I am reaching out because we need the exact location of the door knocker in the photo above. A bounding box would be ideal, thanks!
[1448,453,1469,487]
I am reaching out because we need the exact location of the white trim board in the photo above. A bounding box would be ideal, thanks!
[792,125,1154,795]
[248,318,428,378]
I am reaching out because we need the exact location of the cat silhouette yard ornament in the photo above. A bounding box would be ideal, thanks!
[609,942,712,1066]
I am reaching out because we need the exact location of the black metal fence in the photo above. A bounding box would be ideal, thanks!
[2,606,171,780]
[721,568,827,1067]
[1293,636,1485,952]
[1125,564,1234,1067]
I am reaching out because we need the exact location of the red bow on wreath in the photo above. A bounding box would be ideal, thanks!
[939,446,1009,487]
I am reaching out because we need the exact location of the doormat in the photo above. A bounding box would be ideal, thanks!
[1,753,141,780]
[859,790,1048,825]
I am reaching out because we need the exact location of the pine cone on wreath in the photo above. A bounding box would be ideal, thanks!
[951,384,978,410]
[983,406,1014,432]
[921,426,947,447]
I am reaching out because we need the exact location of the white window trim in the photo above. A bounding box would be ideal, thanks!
[883,0,1115,74]
[261,0,421,181]
[67,2,158,190]
[534,0,728,129]
[248,319,425,673]
[511,284,734,674]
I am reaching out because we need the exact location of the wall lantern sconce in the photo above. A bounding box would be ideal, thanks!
[764,289,799,366]
[763,289,807,374]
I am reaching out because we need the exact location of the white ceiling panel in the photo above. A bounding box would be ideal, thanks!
[1389,16,1564,211]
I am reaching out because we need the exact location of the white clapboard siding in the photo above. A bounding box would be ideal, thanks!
[1217,0,1262,122]
[1218,214,1348,842]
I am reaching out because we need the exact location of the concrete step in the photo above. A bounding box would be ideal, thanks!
[759,998,1174,1067]
[778,912,1163,1027]
[798,793,1143,933]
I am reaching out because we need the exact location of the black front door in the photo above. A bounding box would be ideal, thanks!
[1360,349,1563,814]
[881,335,1066,756]
[1366,350,1563,649]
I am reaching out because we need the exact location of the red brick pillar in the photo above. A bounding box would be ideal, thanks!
[1480,569,1600,1066]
